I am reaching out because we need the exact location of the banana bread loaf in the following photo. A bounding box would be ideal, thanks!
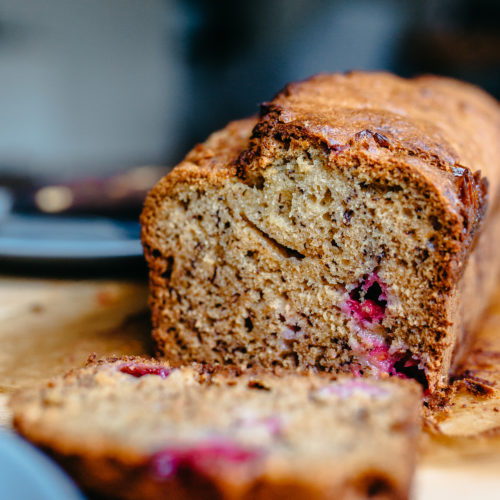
[11,356,420,500]
[141,71,500,393]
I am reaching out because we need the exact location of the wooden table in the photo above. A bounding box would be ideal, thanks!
[1,276,499,499]
[0,277,151,426]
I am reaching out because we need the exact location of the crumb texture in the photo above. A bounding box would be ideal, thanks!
[141,72,500,392]
[11,357,420,500]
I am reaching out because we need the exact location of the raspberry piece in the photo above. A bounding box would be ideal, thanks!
[392,353,428,390]
[343,272,387,326]
[119,363,172,379]
[351,333,429,389]
[346,299,385,324]
[151,441,263,479]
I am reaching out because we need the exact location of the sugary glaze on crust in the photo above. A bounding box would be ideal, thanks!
[11,356,420,500]
[141,72,500,393]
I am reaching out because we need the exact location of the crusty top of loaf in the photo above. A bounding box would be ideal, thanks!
[144,72,500,262]
[153,71,500,189]
[240,72,500,247]
[252,72,500,177]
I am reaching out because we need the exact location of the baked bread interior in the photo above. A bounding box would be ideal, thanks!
[141,72,500,392]
[11,356,420,500]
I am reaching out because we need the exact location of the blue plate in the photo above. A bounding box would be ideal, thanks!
[0,214,142,261]
[0,430,85,500]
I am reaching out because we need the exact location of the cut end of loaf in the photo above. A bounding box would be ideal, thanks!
[142,71,499,394]
[143,131,462,393]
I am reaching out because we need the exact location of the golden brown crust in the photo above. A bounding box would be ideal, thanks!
[239,72,495,276]
[142,117,256,198]
[141,117,257,241]
[140,119,258,361]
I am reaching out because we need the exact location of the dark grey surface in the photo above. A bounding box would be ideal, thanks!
[0,214,142,260]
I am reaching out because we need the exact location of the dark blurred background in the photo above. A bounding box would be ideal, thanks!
[0,0,499,215]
